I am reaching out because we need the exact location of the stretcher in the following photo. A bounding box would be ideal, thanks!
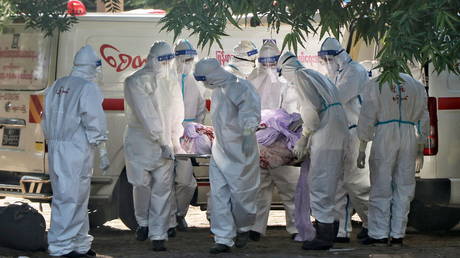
[174,153,300,210]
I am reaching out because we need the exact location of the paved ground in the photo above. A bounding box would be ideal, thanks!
[1,197,460,257]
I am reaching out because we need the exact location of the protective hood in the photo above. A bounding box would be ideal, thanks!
[227,40,258,77]
[144,41,176,78]
[252,40,281,83]
[277,51,304,83]
[175,39,198,75]
[194,58,236,89]
[318,37,352,76]
[70,45,101,83]
[232,40,258,61]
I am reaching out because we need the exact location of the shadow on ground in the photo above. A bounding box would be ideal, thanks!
[1,225,460,258]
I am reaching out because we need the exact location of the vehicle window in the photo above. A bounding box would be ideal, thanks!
[0,25,52,91]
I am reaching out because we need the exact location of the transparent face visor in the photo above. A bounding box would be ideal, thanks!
[156,53,175,78]
[193,74,216,89]
[175,49,198,75]
[318,49,343,79]
[232,48,258,76]
[258,55,280,83]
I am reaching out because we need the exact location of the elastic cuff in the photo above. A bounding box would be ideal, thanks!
[243,118,259,132]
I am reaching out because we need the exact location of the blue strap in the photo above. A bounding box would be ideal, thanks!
[357,95,363,105]
[258,55,280,64]
[348,124,357,130]
[175,49,197,56]
[317,49,344,57]
[194,75,206,81]
[319,102,341,113]
[228,64,239,71]
[375,119,415,126]
[183,118,196,122]
[181,74,187,100]
[417,120,421,134]
[157,53,175,61]
[247,49,258,56]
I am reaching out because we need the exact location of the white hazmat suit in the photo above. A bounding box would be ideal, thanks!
[123,41,184,242]
[357,73,429,240]
[167,39,204,230]
[226,40,258,79]
[194,58,261,247]
[247,41,300,237]
[277,52,349,249]
[319,37,371,240]
[43,45,108,256]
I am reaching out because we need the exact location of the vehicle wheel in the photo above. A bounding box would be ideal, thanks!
[88,204,108,228]
[409,200,460,232]
[89,177,120,228]
[118,169,138,231]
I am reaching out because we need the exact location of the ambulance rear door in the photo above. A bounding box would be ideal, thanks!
[0,24,57,173]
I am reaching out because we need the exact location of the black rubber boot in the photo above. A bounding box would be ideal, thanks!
[249,230,261,241]
[152,240,167,251]
[167,227,176,238]
[235,231,250,248]
[390,237,403,246]
[209,243,231,254]
[334,237,350,243]
[62,251,87,258]
[302,222,335,250]
[86,249,96,256]
[135,226,148,241]
[176,215,188,232]
[361,237,388,246]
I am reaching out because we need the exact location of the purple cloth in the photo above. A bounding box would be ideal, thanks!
[256,127,279,146]
[294,158,316,242]
[257,109,302,150]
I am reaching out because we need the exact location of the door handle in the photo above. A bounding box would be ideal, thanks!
[0,118,26,128]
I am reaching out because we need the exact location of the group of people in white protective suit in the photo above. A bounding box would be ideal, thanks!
[41,34,428,256]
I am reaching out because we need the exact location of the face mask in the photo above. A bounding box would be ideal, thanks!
[321,56,338,79]
[177,61,193,75]
[234,61,255,76]
[264,66,278,83]
[95,66,103,85]
[155,60,174,79]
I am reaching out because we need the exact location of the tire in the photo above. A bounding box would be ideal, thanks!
[409,200,460,232]
[89,177,120,228]
[118,169,138,231]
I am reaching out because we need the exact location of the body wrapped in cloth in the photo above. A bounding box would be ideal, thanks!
[180,122,214,154]
[180,109,302,169]
[257,109,302,169]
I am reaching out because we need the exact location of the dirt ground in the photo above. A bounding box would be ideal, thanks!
[1,197,460,258]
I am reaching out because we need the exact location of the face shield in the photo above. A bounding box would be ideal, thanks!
[318,49,343,78]
[154,53,175,79]
[175,49,197,75]
[194,74,217,89]
[257,55,280,83]
[231,40,258,76]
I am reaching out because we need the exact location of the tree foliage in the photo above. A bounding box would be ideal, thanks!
[0,0,458,84]
[1,0,77,37]
[160,0,460,84]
